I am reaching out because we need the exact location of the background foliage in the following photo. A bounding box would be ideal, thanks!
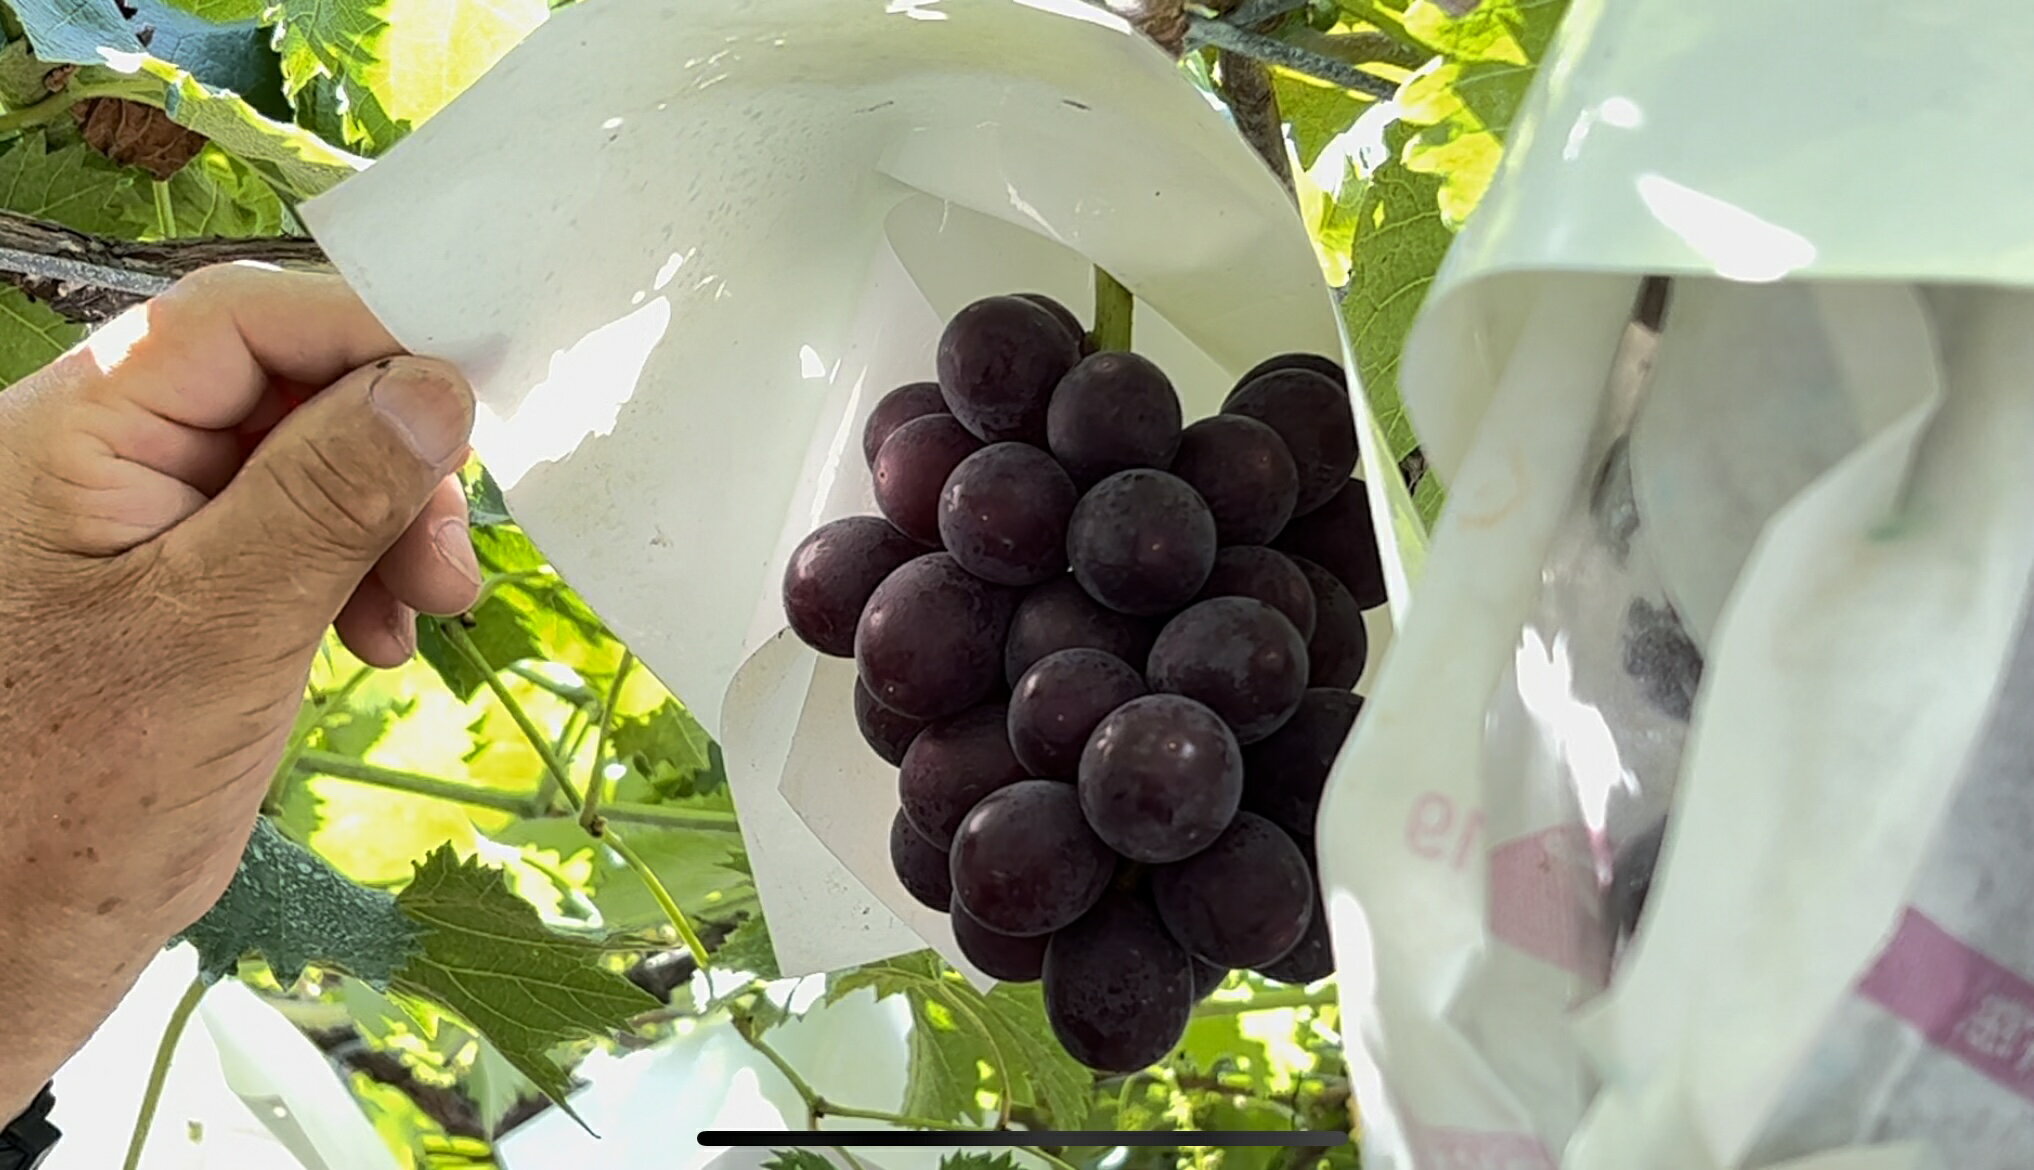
[0,0,1561,1165]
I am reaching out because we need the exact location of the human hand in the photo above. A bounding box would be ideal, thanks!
[0,264,478,1115]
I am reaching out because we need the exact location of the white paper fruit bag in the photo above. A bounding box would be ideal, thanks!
[300,0,1395,991]
[1316,0,2034,1166]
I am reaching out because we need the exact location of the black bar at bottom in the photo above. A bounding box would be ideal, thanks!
[699,1130,1352,1148]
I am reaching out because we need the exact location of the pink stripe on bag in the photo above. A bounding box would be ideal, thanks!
[1487,824,1611,988]
[1858,908,2034,1103]
[1403,1119,1559,1169]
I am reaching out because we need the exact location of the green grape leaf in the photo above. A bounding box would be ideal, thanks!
[527,820,748,933]
[274,0,547,153]
[711,913,780,980]
[466,1030,539,1133]
[940,1156,1024,1170]
[466,523,627,680]
[464,464,513,527]
[176,816,423,987]
[158,144,287,237]
[131,54,364,200]
[826,947,942,1004]
[159,0,267,19]
[611,699,723,798]
[8,0,144,64]
[417,601,545,700]
[1399,0,1568,222]
[976,982,1091,1129]
[764,1152,838,1170]
[904,994,988,1123]
[391,846,661,1118]
[1340,0,1569,529]
[1181,1012,1276,1092]
[0,131,152,235]
[1339,120,1449,469]
[1273,71,1366,170]
[1193,1098,1295,1170]
[128,0,289,117]
[0,288,84,388]
[828,952,1091,1127]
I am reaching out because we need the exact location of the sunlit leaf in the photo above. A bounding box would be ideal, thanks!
[1274,71,1366,170]
[1340,121,1449,468]
[116,55,367,200]
[275,0,547,153]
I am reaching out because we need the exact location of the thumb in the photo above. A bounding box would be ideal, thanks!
[177,355,476,631]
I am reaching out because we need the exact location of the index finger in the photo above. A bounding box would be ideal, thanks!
[78,263,409,431]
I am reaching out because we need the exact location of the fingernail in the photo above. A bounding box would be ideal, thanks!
[433,516,483,589]
[388,604,418,660]
[371,361,472,467]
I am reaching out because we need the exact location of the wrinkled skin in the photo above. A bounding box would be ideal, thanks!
[0,265,479,1117]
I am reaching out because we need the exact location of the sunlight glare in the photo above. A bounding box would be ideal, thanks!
[82,307,152,373]
[1514,628,1628,833]
[886,0,949,20]
[475,297,671,488]
[1636,173,1816,282]
[798,344,827,379]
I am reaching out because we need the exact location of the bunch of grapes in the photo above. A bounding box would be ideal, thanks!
[782,292,1385,1074]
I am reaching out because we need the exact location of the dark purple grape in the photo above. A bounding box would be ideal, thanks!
[950,780,1116,936]
[899,703,1027,848]
[1079,694,1243,863]
[938,443,1077,587]
[873,414,984,545]
[1067,470,1217,616]
[1191,958,1230,1001]
[1196,546,1315,641]
[1152,812,1313,968]
[1043,891,1194,1073]
[1242,688,1362,839]
[1223,369,1357,516]
[891,809,953,911]
[1008,649,1147,778]
[1272,479,1386,610]
[855,677,929,765]
[856,553,1014,721]
[1016,292,1092,355]
[781,516,924,658]
[1290,557,1367,690]
[937,295,1081,443]
[1234,352,1345,390]
[951,895,1050,982]
[1623,599,1703,722]
[1147,598,1308,745]
[1003,577,1157,687]
[1046,352,1183,487]
[863,381,949,468]
[1168,415,1298,546]
[1255,887,1333,984]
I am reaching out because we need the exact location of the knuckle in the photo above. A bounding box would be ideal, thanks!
[264,436,407,546]
[162,262,250,303]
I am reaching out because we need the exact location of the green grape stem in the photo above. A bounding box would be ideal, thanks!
[436,621,714,967]
[122,977,206,1170]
